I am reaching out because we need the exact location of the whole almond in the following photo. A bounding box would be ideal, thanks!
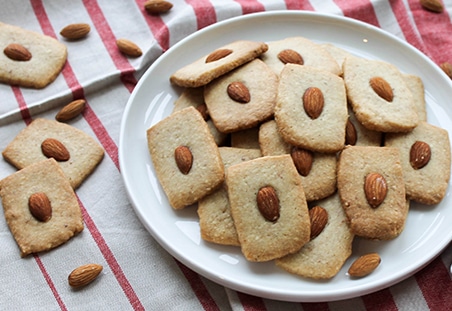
[290,147,313,176]
[144,0,173,14]
[68,264,103,288]
[227,81,251,103]
[420,0,444,13]
[41,138,70,161]
[369,76,393,102]
[29,192,52,222]
[60,23,91,40]
[256,186,280,222]
[440,62,452,79]
[116,39,142,58]
[309,206,328,239]
[195,103,209,121]
[410,140,431,169]
[345,119,358,145]
[303,87,324,119]
[364,172,387,208]
[277,49,304,65]
[56,99,86,122]
[205,49,233,63]
[174,145,193,175]
[348,253,381,277]
[3,43,32,61]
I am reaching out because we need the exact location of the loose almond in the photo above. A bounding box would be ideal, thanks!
[290,147,313,176]
[174,145,193,175]
[60,23,91,40]
[410,140,431,169]
[28,192,52,222]
[440,62,452,79]
[364,172,387,208]
[345,119,358,145]
[277,49,304,65]
[309,206,328,239]
[256,186,280,222]
[3,43,32,61]
[348,253,381,277]
[144,0,173,14]
[68,264,103,288]
[55,99,86,122]
[116,39,142,58]
[41,138,70,161]
[369,76,393,102]
[420,0,444,13]
[227,81,251,103]
[205,49,233,63]
[303,87,324,119]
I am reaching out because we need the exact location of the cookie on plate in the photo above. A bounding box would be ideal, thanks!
[230,127,260,149]
[2,118,104,189]
[147,106,224,209]
[0,158,84,257]
[346,105,382,146]
[0,22,67,88]
[403,74,427,122]
[258,120,292,156]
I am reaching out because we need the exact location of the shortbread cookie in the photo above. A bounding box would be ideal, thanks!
[2,118,104,189]
[385,121,451,204]
[230,127,260,149]
[204,59,278,133]
[346,106,382,146]
[337,146,408,240]
[0,22,67,88]
[275,64,348,153]
[403,74,427,122]
[320,43,353,74]
[170,40,268,88]
[147,106,224,209]
[276,193,354,279]
[260,37,341,76]
[343,56,418,132]
[226,155,310,262]
[0,158,84,257]
[258,120,292,156]
[198,147,262,246]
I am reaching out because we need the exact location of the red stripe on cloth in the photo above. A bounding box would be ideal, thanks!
[185,0,217,30]
[300,302,330,311]
[361,288,398,311]
[135,0,170,52]
[333,0,380,27]
[234,0,265,15]
[174,260,221,311]
[284,0,315,11]
[237,292,267,311]
[415,257,452,311]
[11,86,32,125]
[33,254,68,311]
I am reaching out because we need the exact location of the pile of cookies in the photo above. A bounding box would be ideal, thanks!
[146,36,451,279]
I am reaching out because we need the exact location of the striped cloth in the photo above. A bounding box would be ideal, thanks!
[1,0,452,310]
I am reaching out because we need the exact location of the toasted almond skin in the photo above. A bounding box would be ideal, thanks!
[116,39,142,57]
[369,76,394,102]
[440,62,452,79]
[56,99,86,122]
[290,147,313,176]
[256,186,280,222]
[309,206,328,240]
[195,103,209,121]
[277,49,304,65]
[410,140,431,169]
[348,253,381,277]
[345,119,358,145]
[41,138,70,161]
[60,23,91,40]
[227,81,251,103]
[420,0,444,13]
[364,172,387,208]
[144,0,173,14]
[3,43,32,61]
[29,192,52,222]
[174,145,193,175]
[68,264,103,288]
[205,48,232,63]
[303,87,324,119]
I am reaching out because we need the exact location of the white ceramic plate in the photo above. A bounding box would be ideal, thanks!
[119,11,452,302]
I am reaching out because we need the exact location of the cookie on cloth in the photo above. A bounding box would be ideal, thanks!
[0,22,67,88]
[337,146,408,240]
[276,193,354,279]
[2,118,104,189]
[343,56,418,132]
[147,106,224,209]
[204,58,278,133]
[170,40,268,88]
[0,158,84,257]
[260,36,341,76]
[274,64,348,153]
[385,121,451,205]
[198,147,262,246]
[226,154,310,262]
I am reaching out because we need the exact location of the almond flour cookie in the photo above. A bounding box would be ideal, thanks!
[258,120,292,156]
[2,118,104,189]
[0,158,84,257]
[403,74,427,122]
[275,64,348,153]
[147,106,224,209]
[337,146,408,240]
[170,40,268,88]
[0,22,67,88]
[346,106,382,146]
[226,155,310,262]
[230,127,260,149]
[385,121,451,205]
